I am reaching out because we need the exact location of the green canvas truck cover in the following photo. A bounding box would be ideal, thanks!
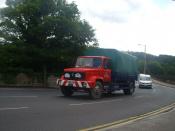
[83,48,137,75]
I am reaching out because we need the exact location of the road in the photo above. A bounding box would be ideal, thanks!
[0,83,175,131]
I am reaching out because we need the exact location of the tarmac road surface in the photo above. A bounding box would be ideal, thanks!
[0,83,175,131]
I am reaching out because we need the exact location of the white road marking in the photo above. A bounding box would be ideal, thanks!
[134,95,154,99]
[134,96,145,98]
[0,96,38,98]
[57,95,63,97]
[70,99,122,106]
[0,107,29,111]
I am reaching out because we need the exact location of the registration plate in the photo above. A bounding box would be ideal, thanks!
[68,80,74,86]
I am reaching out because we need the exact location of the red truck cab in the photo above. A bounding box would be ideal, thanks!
[58,56,112,99]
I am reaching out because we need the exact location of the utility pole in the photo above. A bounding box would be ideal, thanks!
[144,44,146,74]
[138,44,147,74]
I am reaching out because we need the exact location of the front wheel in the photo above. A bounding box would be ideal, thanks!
[89,81,103,99]
[123,82,135,95]
[61,86,73,97]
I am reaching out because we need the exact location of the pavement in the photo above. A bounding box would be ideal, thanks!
[100,106,175,131]
[153,79,175,88]
[0,82,175,131]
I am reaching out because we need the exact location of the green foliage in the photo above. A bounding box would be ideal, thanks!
[0,0,98,79]
[147,61,164,75]
[137,60,144,73]
[130,52,175,82]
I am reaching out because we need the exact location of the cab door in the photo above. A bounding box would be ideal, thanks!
[103,59,112,82]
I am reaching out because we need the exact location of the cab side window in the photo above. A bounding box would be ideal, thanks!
[104,59,112,69]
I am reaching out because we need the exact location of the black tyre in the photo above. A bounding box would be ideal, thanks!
[61,86,73,97]
[90,81,103,99]
[123,82,135,95]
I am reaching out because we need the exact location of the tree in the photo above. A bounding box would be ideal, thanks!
[130,52,175,82]
[147,61,164,75]
[0,0,98,84]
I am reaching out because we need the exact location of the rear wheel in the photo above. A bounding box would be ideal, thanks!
[123,82,135,95]
[61,86,73,97]
[90,81,103,99]
[107,91,113,95]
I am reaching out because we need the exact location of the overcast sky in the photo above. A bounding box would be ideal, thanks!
[1,0,175,56]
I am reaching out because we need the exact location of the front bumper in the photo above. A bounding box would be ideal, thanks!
[139,83,152,88]
[58,79,95,89]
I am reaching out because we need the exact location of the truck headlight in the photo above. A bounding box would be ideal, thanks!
[75,73,82,78]
[64,73,70,78]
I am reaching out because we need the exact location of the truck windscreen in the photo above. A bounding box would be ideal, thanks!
[75,57,102,68]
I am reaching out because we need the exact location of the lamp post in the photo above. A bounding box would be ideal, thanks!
[138,44,147,74]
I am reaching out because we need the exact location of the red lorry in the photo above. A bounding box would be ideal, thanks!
[57,48,138,99]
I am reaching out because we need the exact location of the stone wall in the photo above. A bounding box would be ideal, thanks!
[0,73,58,88]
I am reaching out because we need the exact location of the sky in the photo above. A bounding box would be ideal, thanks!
[0,0,175,56]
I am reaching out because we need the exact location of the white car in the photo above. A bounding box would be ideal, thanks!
[138,74,152,89]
